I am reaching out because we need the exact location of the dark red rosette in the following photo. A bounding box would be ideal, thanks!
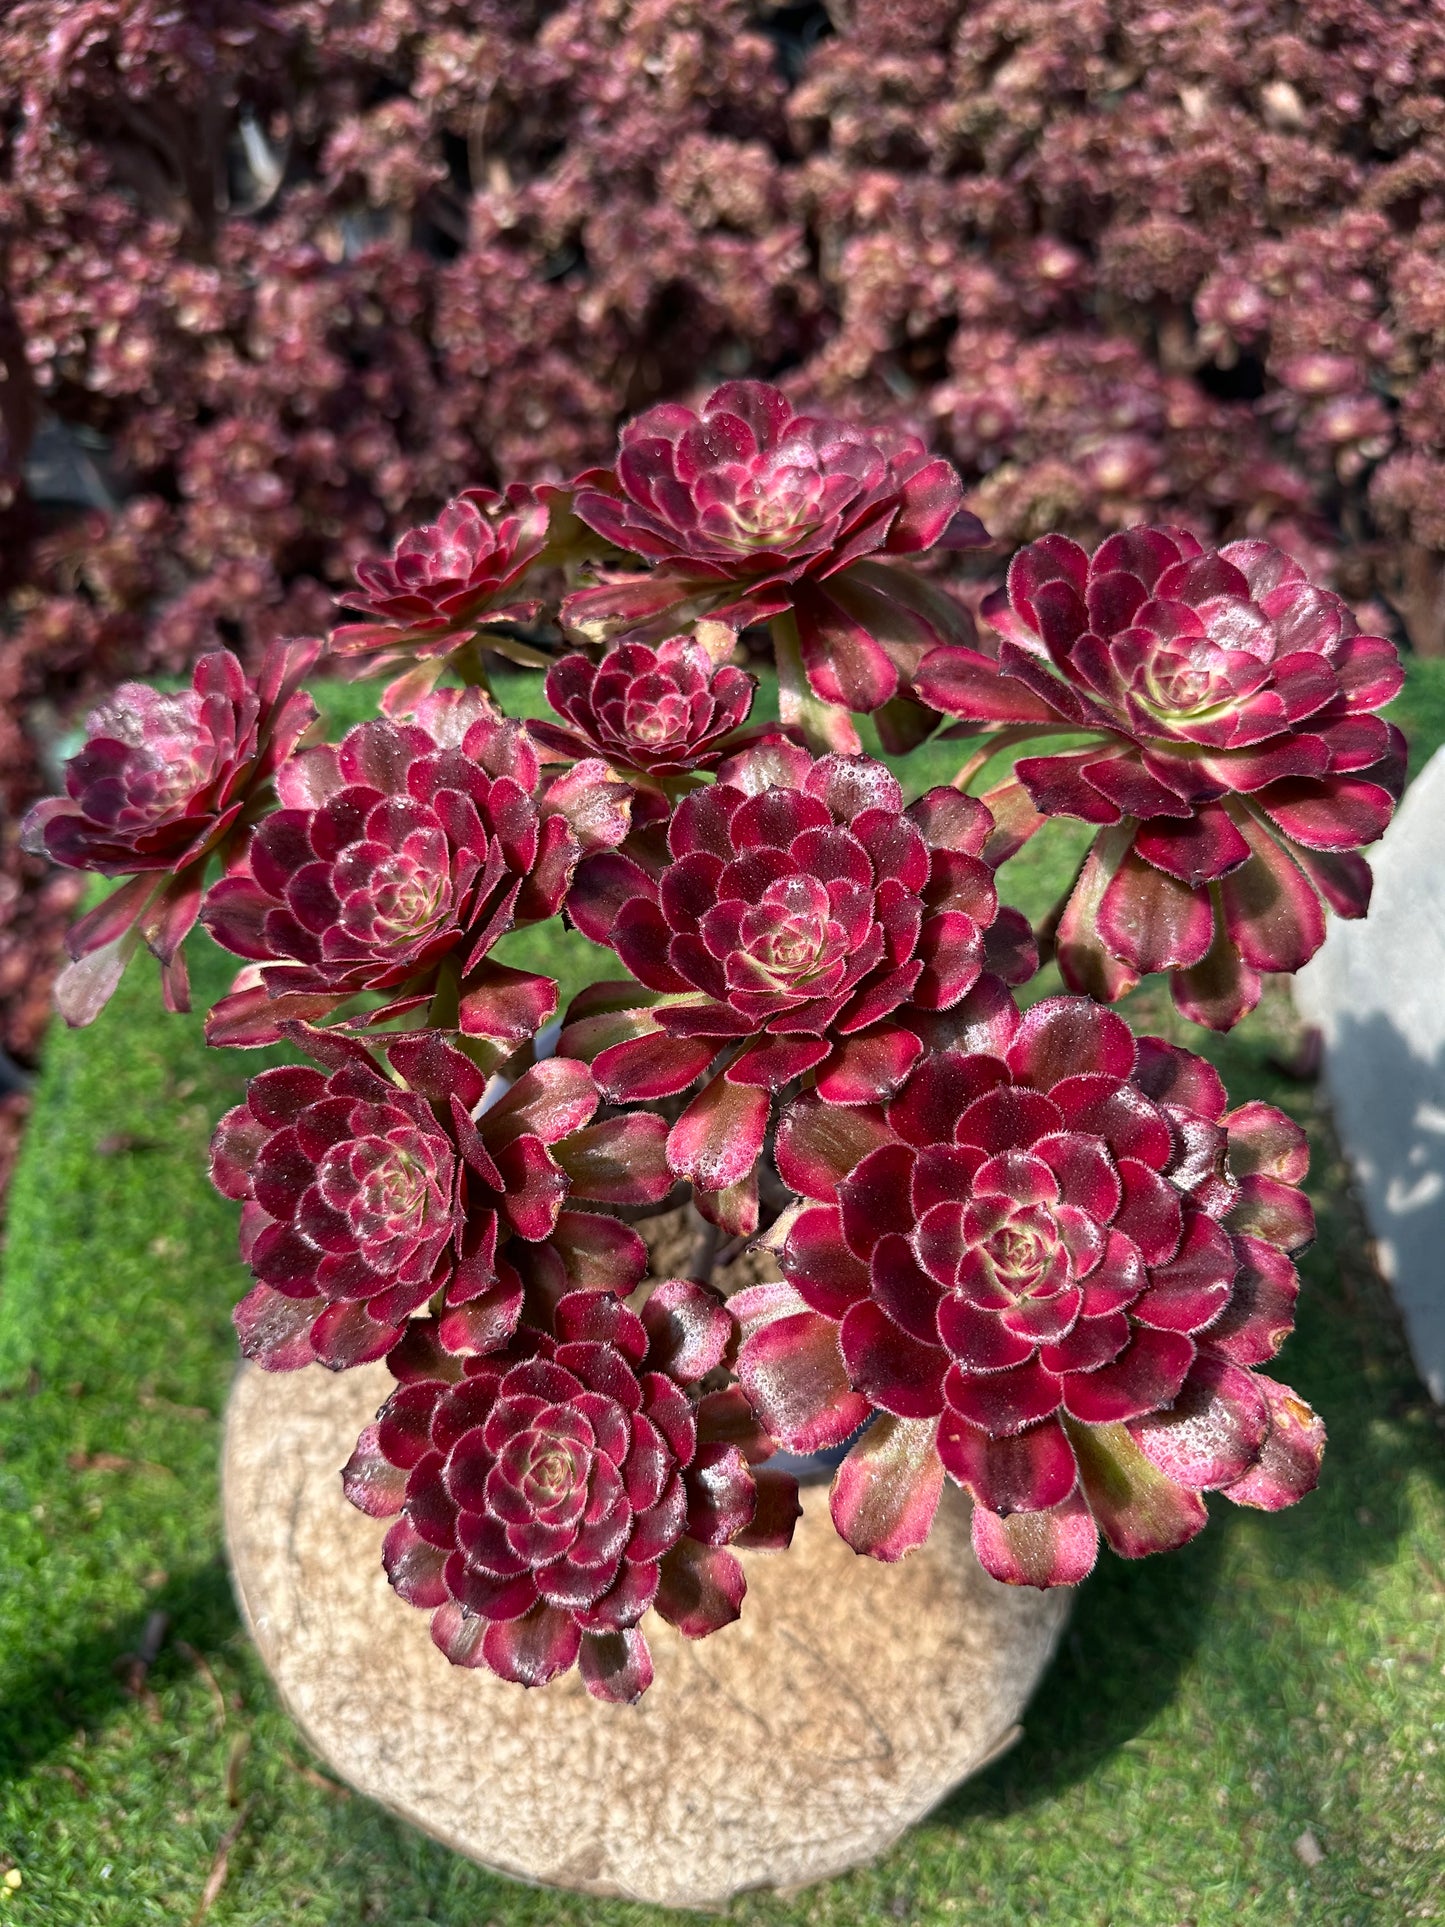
[561,379,988,722]
[562,739,1035,1234]
[342,1290,801,1702]
[201,688,631,1047]
[916,529,1406,1028]
[735,996,1323,1587]
[20,638,319,1024]
[210,1024,671,1372]
[328,483,597,708]
[529,635,764,779]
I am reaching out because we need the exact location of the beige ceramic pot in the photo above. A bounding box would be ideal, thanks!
[223,1358,1071,1909]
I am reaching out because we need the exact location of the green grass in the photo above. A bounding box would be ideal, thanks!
[2,667,1444,1925]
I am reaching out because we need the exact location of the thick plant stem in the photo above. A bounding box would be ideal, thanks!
[450,637,496,697]
[686,1205,720,1284]
[426,953,462,1029]
[771,611,861,755]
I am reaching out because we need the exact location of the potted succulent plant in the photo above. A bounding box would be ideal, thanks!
[23,382,1403,1902]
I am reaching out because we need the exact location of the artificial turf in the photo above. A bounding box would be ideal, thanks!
[1,666,1443,1926]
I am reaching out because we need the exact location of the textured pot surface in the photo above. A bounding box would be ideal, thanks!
[223,1359,1071,1908]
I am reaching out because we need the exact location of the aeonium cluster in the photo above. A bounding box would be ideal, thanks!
[26,380,1395,1699]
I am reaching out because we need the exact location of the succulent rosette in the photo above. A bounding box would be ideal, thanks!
[528,635,767,780]
[329,484,599,708]
[563,740,1035,1234]
[201,688,631,1047]
[211,1024,671,1372]
[735,996,1323,1588]
[916,529,1406,1028]
[341,1289,801,1702]
[561,379,989,721]
[19,637,320,1025]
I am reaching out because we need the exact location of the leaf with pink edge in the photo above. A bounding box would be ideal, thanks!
[382,1517,452,1609]
[54,927,144,1029]
[816,1026,923,1104]
[481,1602,583,1685]
[696,1386,776,1464]
[1218,1376,1325,1511]
[1131,805,1252,887]
[970,1488,1098,1587]
[943,1356,1064,1435]
[693,1167,759,1237]
[340,1423,409,1518]
[908,785,993,856]
[1005,996,1136,1090]
[937,1413,1078,1514]
[1203,1236,1299,1366]
[1059,1325,1195,1424]
[1226,1174,1315,1253]
[915,645,1064,725]
[1286,842,1372,919]
[685,1442,758,1546]
[666,1073,769,1190]
[459,962,559,1042]
[428,1600,487,1667]
[734,1469,802,1549]
[654,1539,746,1637]
[830,1413,944,1561]
[774,1092,897,1200]
[1065,1419,1208,1558]
[1224,1101,1309,1183]
[556,1114,672,1204]
[437,1276,525,1357]
[546,1210,651,1294]
[1219,814,1325,974]
[565,849,659,945]
[977,775,1048,868]
[735,1296,871,1453]
[1133,1035,1227,1120]
[1253,775,1395,852]
[1129,1356,1270,1489]
[592,1029,719,1102]
[480,1056,598,1145]
[1054,827,1142,1005]
[641,1279,733,1381]
[1171,917,1261,1033]
[1097,850,1216,973]
[578,1628,654,1704]
[839,1299,949,1419]
[233,1283,322,1371]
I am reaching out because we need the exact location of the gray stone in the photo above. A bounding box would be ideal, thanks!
[1295,746,1445,1401]
[223,1360,1071,1909]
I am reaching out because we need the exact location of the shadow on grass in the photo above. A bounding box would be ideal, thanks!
[0,1557,239,1791]
[937,1491,1230,1826]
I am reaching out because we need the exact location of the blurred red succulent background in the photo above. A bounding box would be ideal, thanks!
[5,0,1445,1194]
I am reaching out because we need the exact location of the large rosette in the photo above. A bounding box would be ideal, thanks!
[563,740,1034,1234]
[201,688,630,1047]
[917,530,1405,1027]
[20,638,319,1023]
[211,1025,671,1370]
[561,380,987,729]
[342,1291,800,1702]
[735,997,1323,1586]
